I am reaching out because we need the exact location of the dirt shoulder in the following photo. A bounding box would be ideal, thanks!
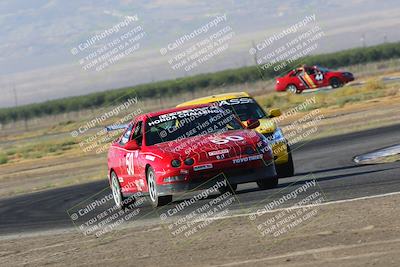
[279,94,400,140]
[1,193,399,266]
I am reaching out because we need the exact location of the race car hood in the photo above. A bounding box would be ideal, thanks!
[242,118,277,134]
[153,129,263,162]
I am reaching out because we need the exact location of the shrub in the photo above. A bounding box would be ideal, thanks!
[0,153,8,164]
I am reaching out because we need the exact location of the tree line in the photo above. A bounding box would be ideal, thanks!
[1,41,400,124]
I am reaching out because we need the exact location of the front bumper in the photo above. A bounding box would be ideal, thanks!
[271,141,289,165]
[262,131,289,165]
[157,162,276,196]
[342,74,355,83]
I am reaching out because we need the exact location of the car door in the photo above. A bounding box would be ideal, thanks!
[119,120,144,193]
[117,123,136,189]
[303,67,318,89]
[312,67,329,87]
[293,69,308,90]
[130,120,146,190]
[110,124,132,180]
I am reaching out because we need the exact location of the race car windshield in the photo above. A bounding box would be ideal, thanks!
[145,107,243,145]
[215,98,266,121]
[227,102,265,121]
[317,66,330,72]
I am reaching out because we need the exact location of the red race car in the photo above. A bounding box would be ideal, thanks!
[275,65,354,94]
[107,104,277,207]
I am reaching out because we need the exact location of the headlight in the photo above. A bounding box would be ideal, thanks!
[184,158,194,165]
[271,128,286,143]
[171,159,181,167]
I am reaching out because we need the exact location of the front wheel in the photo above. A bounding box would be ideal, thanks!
[257,176,278,189]
[330,77,342,88]
[147,167,172,207]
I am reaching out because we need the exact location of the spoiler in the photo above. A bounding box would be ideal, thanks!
[105,124,129,132]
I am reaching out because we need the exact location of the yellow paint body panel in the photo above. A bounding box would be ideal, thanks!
[178,92,289,165]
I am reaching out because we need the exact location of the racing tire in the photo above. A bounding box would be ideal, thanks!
[330,77,342,88]
[275,145,295,178]
[147,167,172,207]
[218,183,237,194]
[111,171,134,210]
[257,175,279,189]
[286,84,301,94]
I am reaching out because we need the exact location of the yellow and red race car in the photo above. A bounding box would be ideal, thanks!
[177,92,294,178]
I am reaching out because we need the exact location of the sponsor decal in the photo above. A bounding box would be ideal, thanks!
[233,154,263,164]
[208,149,229,156]
[209,135,244,145]
[126,151,138,175]
[193,164,213,171]
[216,97,255,106]
[145,155,155,161]
[148,106,221,126]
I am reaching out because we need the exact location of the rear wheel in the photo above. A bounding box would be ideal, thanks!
[257,176,278,189]
[147,167,172,207]
[276,145,295,178]
[330,77,342,88]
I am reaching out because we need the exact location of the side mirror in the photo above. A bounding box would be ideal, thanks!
[269,108,282,118]
[125,140,139,150]
[246,119,260,129]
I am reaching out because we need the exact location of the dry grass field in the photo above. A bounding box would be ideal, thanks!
[1,65,400,198]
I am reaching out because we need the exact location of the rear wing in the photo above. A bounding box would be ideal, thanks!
[105,124,129,132]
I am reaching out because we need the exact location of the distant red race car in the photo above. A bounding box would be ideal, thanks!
[275,65,354,94]
[107,105,277,207]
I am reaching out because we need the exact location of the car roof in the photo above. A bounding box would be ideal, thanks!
[176,91,251,107]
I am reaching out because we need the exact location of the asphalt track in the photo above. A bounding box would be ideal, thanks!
[0,124,399,235]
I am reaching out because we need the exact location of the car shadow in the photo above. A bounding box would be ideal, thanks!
[293,164,364,176]
[235,164,400,195]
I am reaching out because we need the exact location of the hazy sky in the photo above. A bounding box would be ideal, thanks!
[1,0,400,107]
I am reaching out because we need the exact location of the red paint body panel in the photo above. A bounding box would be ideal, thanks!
[275,65,354,92]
